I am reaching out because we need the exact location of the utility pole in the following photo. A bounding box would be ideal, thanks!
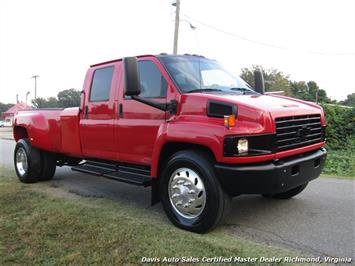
[26,91,31,105]
[172,0,180,54]
[31,75,39,99]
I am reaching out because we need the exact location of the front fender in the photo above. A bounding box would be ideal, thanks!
[150,120,223,177]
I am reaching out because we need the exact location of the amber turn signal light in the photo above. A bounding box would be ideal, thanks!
[224,115,236,128]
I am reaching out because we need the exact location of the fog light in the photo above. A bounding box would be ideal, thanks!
[237,138,248,154]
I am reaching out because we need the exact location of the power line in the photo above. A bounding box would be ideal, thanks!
[184,14,286,50]
[183,14,355,56]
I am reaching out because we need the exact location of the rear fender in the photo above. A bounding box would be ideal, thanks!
[14,111,62,152]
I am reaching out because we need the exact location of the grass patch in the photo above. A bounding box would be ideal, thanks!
[322,148,355,179]
[0,166,299,265]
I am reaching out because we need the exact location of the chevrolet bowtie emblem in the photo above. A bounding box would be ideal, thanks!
[297,126,311,141]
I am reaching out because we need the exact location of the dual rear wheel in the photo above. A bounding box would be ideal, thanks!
[14,139,56,183]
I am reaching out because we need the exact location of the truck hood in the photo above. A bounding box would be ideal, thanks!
[201,93,322,119]
[179,92,324,135]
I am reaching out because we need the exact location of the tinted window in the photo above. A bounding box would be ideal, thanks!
[138,61,167,98]
[90,66,114,102]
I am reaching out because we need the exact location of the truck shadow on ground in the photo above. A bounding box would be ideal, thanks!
[52,166,308,230]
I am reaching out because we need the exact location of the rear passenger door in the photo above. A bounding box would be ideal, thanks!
[80,65,117,160]
[117,59,167,166]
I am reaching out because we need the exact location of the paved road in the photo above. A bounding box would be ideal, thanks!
[1,139,354,259]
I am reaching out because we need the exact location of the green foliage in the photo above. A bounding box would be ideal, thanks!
[240,66,332,103]
[290,81,331,103]
[290,81,308,100]
[317,89,331,103]
[32,97,59,108]
[31,89,81,109]
[57,89,81,108]
[321,104,355,177]
[322,104,355,150]
[340,93,355,107]
[323,149,355,177]
[241,66,292,95]
[0,102,13,115]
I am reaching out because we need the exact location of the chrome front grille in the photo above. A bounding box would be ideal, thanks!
[275,114,323,151]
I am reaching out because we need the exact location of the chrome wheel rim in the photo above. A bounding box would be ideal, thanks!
[168,167,206,219]
[16,147,28,176]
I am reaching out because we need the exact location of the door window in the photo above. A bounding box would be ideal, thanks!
[138,61,167,98]
[90,66,114,102]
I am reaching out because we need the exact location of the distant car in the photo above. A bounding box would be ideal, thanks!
[0,121,5,127]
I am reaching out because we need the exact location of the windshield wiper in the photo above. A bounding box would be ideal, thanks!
[230,87,256,95]
[186,88,223,93]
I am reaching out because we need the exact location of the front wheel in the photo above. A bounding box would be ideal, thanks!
[160,150,230,233]
[262,183,308,199]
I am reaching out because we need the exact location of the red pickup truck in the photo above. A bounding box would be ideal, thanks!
[13,54,327,232]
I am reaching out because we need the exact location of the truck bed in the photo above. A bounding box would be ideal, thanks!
[14,107,82,156]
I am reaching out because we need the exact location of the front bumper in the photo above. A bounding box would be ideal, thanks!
[215,148,327,196]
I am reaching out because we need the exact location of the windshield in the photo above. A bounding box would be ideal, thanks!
[159,56,256,94]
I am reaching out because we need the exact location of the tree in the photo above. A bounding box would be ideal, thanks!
[240,65,292,95]
[306,81,318,101]
[32,97,59,108]
[57,89,81,108]
[340,93,355,107]
[290,81,309,100]
[290,81,330,103]
[317,89,331,103]
[32,97,46,108]
[0,102,14,114]
[30,88,80,109]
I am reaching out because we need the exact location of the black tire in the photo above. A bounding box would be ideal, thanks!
[160,150,231,233]
[14,139,42,183]
[39,151,56,181]
[263,183,308,199]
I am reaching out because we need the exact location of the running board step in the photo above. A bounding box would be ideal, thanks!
[72,160,151,187]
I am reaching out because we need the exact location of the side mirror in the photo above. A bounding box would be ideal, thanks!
[123,57,141,96]
[79,90,85,111]
[254,69,265,94]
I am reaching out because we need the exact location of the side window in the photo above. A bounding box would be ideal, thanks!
[138,61,167,98]
[90,66,114,102]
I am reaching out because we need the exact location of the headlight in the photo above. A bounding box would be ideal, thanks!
[237,138,248,154]
[223,135,275,157]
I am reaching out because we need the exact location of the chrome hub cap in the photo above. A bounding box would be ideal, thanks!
[168,167,206,219]
[16,147,28,176]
